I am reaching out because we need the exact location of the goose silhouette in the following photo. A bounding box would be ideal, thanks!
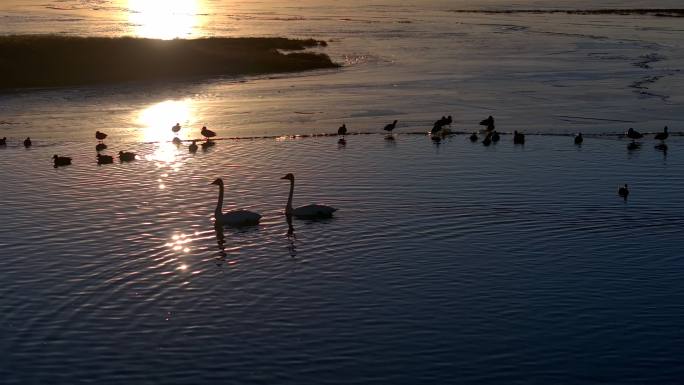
[53,155,72,167]
[95,131,107,141]
[118,151,136,162]
[654,126,669,141]
[96,154,114,164]
[384,120,398,133]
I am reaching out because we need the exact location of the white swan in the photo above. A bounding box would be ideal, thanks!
[281,173,337,218]
[211,178,262,227]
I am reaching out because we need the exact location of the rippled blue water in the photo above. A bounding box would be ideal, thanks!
[1,134,683,384]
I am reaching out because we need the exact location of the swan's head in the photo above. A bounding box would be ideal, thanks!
[281,173,295,181]
[211,178,223,186]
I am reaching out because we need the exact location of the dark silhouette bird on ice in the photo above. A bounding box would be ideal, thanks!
[0,137,6,146]
[654,126,669,141]
[469,132,478,142]
[626,128,643,140]
[384,120,398,133]
[338,123,347,136]
[172,123,181,133]
[574,133,583,145]
[480,115,495,131]
[24,137,32,148]
[201,126,216,139]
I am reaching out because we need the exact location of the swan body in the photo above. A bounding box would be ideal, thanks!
[575,133,583,144]
[53,154,72,167]
[212,178,261,227]
[118,151,136,162]
[97,154,113,164]
[24,137,32,148]
[201,126,216,138]
[95,131,107,141]
[282,173,337,219]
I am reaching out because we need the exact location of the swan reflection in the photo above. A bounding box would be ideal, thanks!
[214,223,227,267]
[286,214,297,258]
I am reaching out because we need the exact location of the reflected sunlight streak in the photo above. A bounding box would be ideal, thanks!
[137,99,195,143]
[127,0,201,40]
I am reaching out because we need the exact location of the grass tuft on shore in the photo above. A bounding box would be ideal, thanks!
[0,35,339,89]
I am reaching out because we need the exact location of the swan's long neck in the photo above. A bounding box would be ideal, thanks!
[216,183,224,216]
[285,179,294,214]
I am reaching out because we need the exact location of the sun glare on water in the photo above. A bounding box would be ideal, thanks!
[137,99,196,143]
[127,0,201,40]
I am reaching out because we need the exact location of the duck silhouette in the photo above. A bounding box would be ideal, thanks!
[654,126,669,141]
[53,155,72,167]
[574,133,583,145]
[338,123,347,136]
[24,137,32,148]
[513,131,525,144]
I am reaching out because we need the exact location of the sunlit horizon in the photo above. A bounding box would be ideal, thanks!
[127,0,202,40]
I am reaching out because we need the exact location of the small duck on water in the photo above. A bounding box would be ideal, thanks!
[53,155,72,167]
[574,133,583,145]
[618,184,629,200]
[118,151,136,162]
[24,137,32,148]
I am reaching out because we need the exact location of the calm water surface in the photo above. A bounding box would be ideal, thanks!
[1,0,684,383]
[1,135,683,383]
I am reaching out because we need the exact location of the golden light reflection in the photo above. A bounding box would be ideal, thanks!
[128,0,201,40]
[137,99,195,143]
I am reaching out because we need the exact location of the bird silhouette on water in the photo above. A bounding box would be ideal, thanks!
[0,137,6,146]
[431,115,452,134]
[53,155,72,167]
[513,131,525,144]
[654,126,669,141]
[470,132,478,142]
[626,128,643,140]
[491,131,500,142]
[574,133,583,145]
[338,123,347,136]
[118,151,136,162]
[384,120,398,133]
[95,131,107,142]
[24,137,32,148]
[618,184,629,201]
[201,126,216,139]
[480,115,495,131]
[96,154,114,164]
[482,133,492,146]
[172,123,181,133]
[172,137,182,146]
[189,140,198,153]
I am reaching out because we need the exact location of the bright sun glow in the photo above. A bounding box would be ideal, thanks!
[128,0,200,40]
[137,99,195,143]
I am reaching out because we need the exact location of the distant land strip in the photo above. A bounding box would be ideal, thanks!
[0,35,339,90]
[449,9,684,17]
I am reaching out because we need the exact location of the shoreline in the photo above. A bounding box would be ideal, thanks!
[0,35,340,90]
